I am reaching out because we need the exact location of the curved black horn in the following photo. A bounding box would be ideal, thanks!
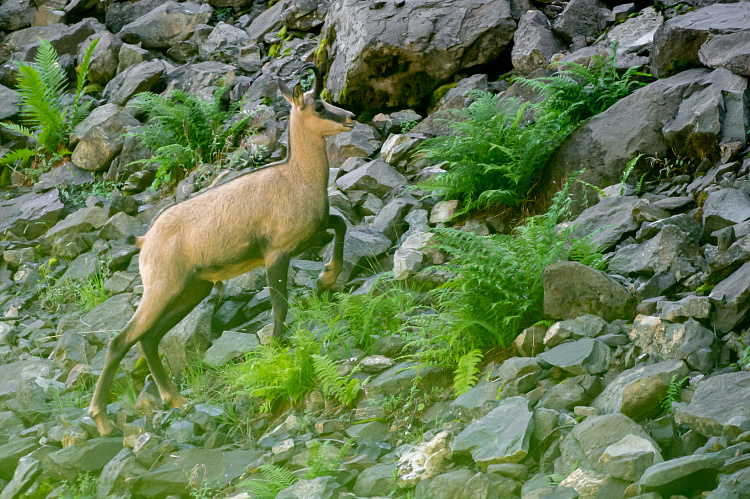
[299,63,322,97]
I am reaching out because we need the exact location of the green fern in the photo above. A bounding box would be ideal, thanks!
[660,375,687,414]
[306,440,351,479]
[0,148,35,166]
[241,464,298,499]
[620,154,644,195]
[453,349,482,395]
[312,354,361,406]
[126,86,251,189]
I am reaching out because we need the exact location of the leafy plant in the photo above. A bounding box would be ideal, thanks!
[660,375,688,414]
[417,44,649,214]
[311,355,362,407]
[620,154,643,195]
[240,464,298,499]
[61,471,98,498]
[306,440,352,479]
[453,349,482,395]
[400,119,418,133]
[125,86,251,189]
[0,38,99,180]
[59,176,119,206]
[38,255,111,313]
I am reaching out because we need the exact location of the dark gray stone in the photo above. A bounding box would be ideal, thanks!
[119,2,213,49]
[326,123,381,168]
[203,331,259,366]
[709,260,750,334]
[0,190,64,239]
[512,10,564,75]
[569,196,640,250]
[352,463,398,497]
[553,0,610,42]
[608,225,699,277]
[674,371,750,438]
[103,60,171,106]
[699,30,750,77]
[637,453,724,496]
[42,437,123,481]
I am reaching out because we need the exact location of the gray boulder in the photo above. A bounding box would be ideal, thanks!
[40,206,108,249]
[650,2,750,78]
[543,261,636,322]
[96,448,149,498]
[72,109,140,172]
[674,370,750,438]
[0,84,20,121]
[636,453,724,497]
[198,22,250,62]
[703,188,750,237]
[0,189,64,239]
[326,123,380,167]
[599,7,663,68]
[336,159,406,197]
[569,196,640,250]
[658,295,711,322]
[99,212,142,241]
[0,358,53,400]
[452,396,533,469]
[159,299,214,376]
[710,261,750,334]
[593,359,688,420]
[282,0,328,31]
[608,225,699,276]
[77,293,135,345]
[537,338,612,375]
[277,476,344,499]
[322,0,516,109]
[164,61,237,98]
[352,463,398,497]
[367,362,446,398]
[699,31,750,77]
[553,0,610,43]
[119,2,213,49]
[322,227,391,284]
[41,437,123,481]
[245,0,286,43]
[0,0,35,31]
[105,0,163,33]
[629,316,716,372]
[77,31,122,86]
[103,59,171,106]
[512,10,564,75]
[203,331,259,366]
[599,434,663,482]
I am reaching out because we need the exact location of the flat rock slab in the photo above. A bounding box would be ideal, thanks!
[569,196,641,250]
[0,358,53,399]
[42,437,123,481]
[699,30,750,76]
[543,261,636,322]
[203,330,259,366]
[637,454,724,496]
[452,396,533,469]
[593,359,688,420]
[537,338,611,375]
[674,371,750,438]
[367,362,447,398]
[710,260,750,334]
[629,316,716,372]
[0,190,64,239]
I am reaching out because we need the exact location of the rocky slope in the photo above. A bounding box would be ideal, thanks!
[1,0,750,498]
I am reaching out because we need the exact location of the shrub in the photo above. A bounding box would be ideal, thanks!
[38,255,111,313]
[417,45,649,214]
[0,38,99,182]
[125,86,252,189]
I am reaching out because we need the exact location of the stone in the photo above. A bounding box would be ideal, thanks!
[553,0,610,42]
[164,61,235,98]
[569,196,641,250]
[424,469,495,499]
[628,316,716,372]
[514,325,546,357]
[709,235,750,281]
[14,18,103,61]
[658,296,711,322]
[430,200,459,224]
[450,380,502,421]
[699,31,750,77]
[103,59,171,106]
[96,448,149,498]
[393,248,423,280]
[543,315,610,348]
[36,162,95,191]
[703,188,750,237]
[381,134,421,166]
[166,420,195,444]
[52,329,95,371]
[599,434,663,482]
[0,0,36,31]
[636,214,702,243]
[0,438,39,481]
[0,84,20,121]
[245,0,286,43]
[537,374,601,412]
[0,358,53,399]
[105,0,164,33]
[558,467,628,499]
[345,420,388,443]
[452,397,533,469]
[368,362,446,398]
[42,437,123,481]
[198,22,250,62]
[159,299,214,376]
[593,359,689,420]
[336,159,407,197]
[76,293,135,344]
[710,261,750,334]
[119,1,213,49]
[323,0,516,110]
[0,189,64,239]
[537,338,611,375]
[600,7,663,68]
[371,196,419,241]
[77,31,122,86]
[543,261,636,322]
[352,463,398,497]
[636,453,724,496]
[40,206,108,249]
[512,10,564,75]
[281,0,328,31]
[276,476,344,499]
[650,3,750,78]
[322,227,391,285]
[71,107,139,172]
[326,123,381,167]
[99,212,142,241]
[397,430,453,488]
[608,225,699,277]
[203,331,259,366]
[674,371,750,438]
[559,413,657,474]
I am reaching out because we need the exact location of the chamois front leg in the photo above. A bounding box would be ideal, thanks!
[316,215,346,294]
[266,253,291,340]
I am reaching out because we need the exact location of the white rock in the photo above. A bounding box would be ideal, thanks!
[397,430,453,488]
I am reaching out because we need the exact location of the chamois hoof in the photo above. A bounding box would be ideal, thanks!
[316,270,339,294]
[169,394,189,410]
[92,413,119,437]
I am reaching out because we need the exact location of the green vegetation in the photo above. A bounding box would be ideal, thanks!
[660,374,688,414]
[418,45,649,215]
[61,472,99,498]
[125,86,251,189]
[38,256,111,313]
[0,38,99,183]
[59,176,119,206]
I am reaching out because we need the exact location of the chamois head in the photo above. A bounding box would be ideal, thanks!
[278,64,355,137]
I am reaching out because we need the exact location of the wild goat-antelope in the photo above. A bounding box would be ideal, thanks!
[89,64,355,436]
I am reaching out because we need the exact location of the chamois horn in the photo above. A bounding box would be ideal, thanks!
[299,63,322,97]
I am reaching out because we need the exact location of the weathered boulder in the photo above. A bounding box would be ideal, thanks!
[277,476,344,499]
[103,59,171,106]
[0,84,20,121]
[164,61,236,98]
[105,0,163,33]
[336,159,407,197]
[543,261,636,322]
[41,437,123,481]
[198,22,250,62]
[0,0,36,31]
[593,359,688,420]
[203,331,259,366]
[703,188,750,237]
[39,206,108,249]
[628,316,716,372]
[558,467,629,499]
[512,10,564,75]
[397,430,453,488]
[452,396,533,469]
[540,68,749,212]
[96,448,149,498]
[0,358,52,400]
[322,0,516,110]
[600,7,663,68]
[598,434,663,482]
[709,261,750,334]
[78,31,122,85]
[699,31,750,77]
[159,299,214,376]
[608,224,699,276]
[119,2,213,49]
[636,453,725,497]
[76,293,135,343]
[537,338,612,375]
[0,189,64,239]
[569,196,640,250]
[14,18,103,61]
[650,2,750,78]
[282,0,327,31]
[322,226,391,284]
[72,109,140,171]
[326,123,380,167]
[352,463,398,497]
[553,0,610,43]
[674,370,750,438]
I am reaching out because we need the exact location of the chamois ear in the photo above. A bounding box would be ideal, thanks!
[292,83,304,109]
[278,80,294,105]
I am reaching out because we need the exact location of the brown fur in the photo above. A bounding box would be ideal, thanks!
[89,65,354,436]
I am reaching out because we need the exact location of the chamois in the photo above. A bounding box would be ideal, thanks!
[89,64,355,436]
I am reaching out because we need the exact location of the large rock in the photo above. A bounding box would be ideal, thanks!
[76,293,135,344]
[198,22,250,63]
[540,68,749,212]
[558,467,628,499]
[77,31,123,85]
[103,59,171,106]
[0,85,21,121]
[593,359,689,420]
[600,7,663,68]
[628,316,716,372]
[39,206,108,249]
[71,106,140,172]
[0,189,64,239]
[14,18,103,61]
[118,2,213,49]
[553,0,610,43]
[0,358,53,400]
[277,476,344,499]
[709,261,750,334]
[105,0,163,33]
[543,261,636,322]
[0,0,36,31]
[203,331,259,366]
[699,31,750,77]
[282,0,328,31]
[674,370,750,438]
[397,431,453,488]
[352,463,398,497]
[41,437,123,481]
[323,227,391,285]
[569,196,640,250]
[159,299,214,376]
[598,434,663,482]
[608,225,699,276]
[512,10,564,75]
[636,453,725,497]
[702,188,750,237]
[322,0,516,110]
[452,396,533,469]
[326,123,380,167]
[537,338,611,375]
[650,3,750,78]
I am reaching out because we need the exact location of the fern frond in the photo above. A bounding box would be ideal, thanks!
[312,354,361,406]
[0,122,35,139]
[453,349,483,395]
[35,40,67,112]
[0,148,36,166]
[241,464,298,499]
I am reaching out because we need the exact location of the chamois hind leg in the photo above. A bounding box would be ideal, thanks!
[266,253,291,340]
[138,278,213,410]
[317,215,346,294]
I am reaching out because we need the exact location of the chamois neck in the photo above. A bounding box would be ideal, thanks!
[287,116,329,189]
